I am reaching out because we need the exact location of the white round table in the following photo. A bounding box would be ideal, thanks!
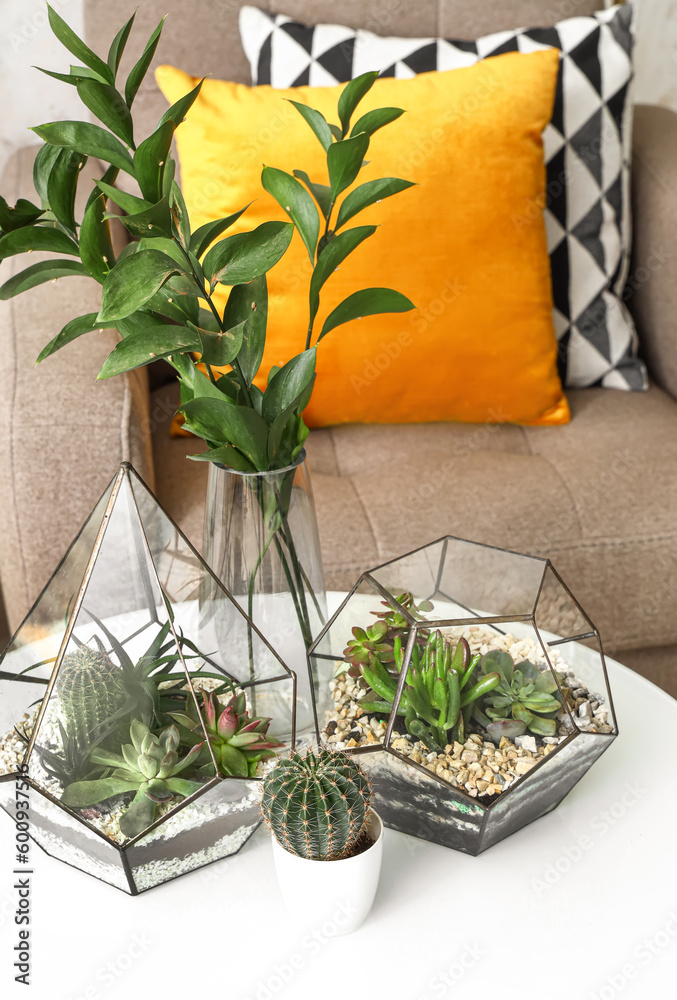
[1,644,675,999]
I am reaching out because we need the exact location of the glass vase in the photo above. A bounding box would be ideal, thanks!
[203,450,326,733]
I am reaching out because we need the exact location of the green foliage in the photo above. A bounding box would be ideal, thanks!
[358,632,501,751]
[0,10,415,474]
[61,719,205,839]
[170,688,283,779]
[475,652,565,739]
[261,748,371,861]
[56,641,126,754]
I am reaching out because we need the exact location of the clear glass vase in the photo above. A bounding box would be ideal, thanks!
[203,450,327,733]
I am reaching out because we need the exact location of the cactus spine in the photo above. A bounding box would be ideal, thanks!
[261,749,371,861]
[57,644,125,752]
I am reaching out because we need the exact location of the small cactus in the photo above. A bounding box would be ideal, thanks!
[57,642,125,752]
[262,749,371,861]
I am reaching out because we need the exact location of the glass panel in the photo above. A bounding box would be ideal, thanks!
[537,634,617,735]
[433,537,546,618]
[479,731,615,853]
[358,748,487,854]
[15,787,130,892]
[534,563,596,640]
[125,777,262,892]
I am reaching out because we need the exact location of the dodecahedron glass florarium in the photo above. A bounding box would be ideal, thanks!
[308,536,618,855]
[0,464,297,893]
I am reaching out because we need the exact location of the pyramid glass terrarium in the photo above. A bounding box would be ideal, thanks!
[0,464,297,893]
[308,536,618,855]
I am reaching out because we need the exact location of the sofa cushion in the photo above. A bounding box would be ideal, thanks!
[152,381,677,654]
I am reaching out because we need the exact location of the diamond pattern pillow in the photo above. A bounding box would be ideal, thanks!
[239,4,647,392]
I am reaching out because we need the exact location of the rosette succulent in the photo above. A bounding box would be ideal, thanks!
[171,689,283,779]
[61,720,205,839]
[474,651,565,739]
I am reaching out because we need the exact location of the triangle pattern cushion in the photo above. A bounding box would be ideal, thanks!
[238,3,646,393]
[156,51,569,427]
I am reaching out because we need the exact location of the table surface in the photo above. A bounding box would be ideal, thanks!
[1,622,676,999]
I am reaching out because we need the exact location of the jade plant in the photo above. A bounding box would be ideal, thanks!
[358,633,501,750]
[61,720,205,839]
[261,748,371,861]
[473,651,566,739]
[171,689,284,779]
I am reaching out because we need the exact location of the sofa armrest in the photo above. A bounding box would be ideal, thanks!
[630,104,677,399]
[0,146,154,632]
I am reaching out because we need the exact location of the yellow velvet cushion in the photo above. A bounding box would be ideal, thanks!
[156,51,569,427]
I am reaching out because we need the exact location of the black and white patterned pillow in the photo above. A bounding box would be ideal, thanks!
[239,4,647,392]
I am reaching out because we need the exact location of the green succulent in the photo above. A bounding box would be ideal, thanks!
[61,720,205,839]
[341,620,393,677]
[37,719,109,787]
[370,591,434,633]
[359,633,501,751]
[171,688,284,779]
[262,748,371,861]
[56,639,126,753]
[474,651,565,739]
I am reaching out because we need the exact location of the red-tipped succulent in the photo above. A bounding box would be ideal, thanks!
[172,689,283,778]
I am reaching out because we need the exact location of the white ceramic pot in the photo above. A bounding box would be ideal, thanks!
[271,810,383,935]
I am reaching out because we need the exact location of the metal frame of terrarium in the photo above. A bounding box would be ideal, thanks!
[0,463,298,894]
[307,535,619,855]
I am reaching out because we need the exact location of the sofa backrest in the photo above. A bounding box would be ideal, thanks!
[86,0,601,138]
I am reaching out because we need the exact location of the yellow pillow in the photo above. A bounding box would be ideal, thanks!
[156,52,569,427]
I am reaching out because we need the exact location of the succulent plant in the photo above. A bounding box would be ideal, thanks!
[37,719,109,787]
[56,640,126,753]
[261,748,371,861]
[359,633,501,751]
[61,720,205,839]
[171,689,284,779]
[474,651,565,739]
[370,591,434,633]
[341,621,394,677]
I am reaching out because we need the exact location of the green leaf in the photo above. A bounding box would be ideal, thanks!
[76,79,135,148]
[99,326,200,379]
[0,259,88,300]
[31,121,134,174]
[46,4,114,85]
[34,66,92,87]
[203,221,293,288]
[97,249,182,322]
[180,397,269,468]
[95,178,149,215]
[350,107,404,138]
[144,274,197,324]
[292,171,331,219]
[46,148,86,233]
[170,181,191,249]
[32,143,61,206]
[262,166,319,264]
[37,312,106,363]
[336,177,414,230]
[107,12,136,78]
[319,287,415,340]
[159,79,204,128]
[188,445,256,472]
[85,164,119,213]
[309,226,375,330]
[110,196,173,240]
[218,743,249,778]
[228,276,267,386]
[115,311,177,340]
[337,71,379,136]
[61,777,140,808]
[327,133,370,200]
[79,192,115,283]
[125,17,165,108]
[197,319,247,368]
[0,196,43,233]
[189,205,251,259]
[263,348,316,425]
[287,100,333,151]
[0,225,78,261]
[134,121,175,203]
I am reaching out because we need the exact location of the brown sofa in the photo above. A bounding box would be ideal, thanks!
[1,0,676,691]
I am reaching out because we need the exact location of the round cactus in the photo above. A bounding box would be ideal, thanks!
[261,748,371,861]
[57,644,125,752]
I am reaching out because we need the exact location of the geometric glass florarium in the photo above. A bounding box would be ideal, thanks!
[0,464,297,894]
[308,536,618,856]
